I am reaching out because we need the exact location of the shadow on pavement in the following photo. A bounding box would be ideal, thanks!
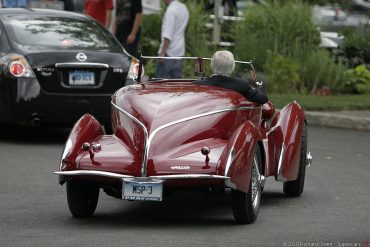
[0,124,70,144]
[58,189,294,228]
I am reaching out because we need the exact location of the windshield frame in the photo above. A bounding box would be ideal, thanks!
[136,55,257,85]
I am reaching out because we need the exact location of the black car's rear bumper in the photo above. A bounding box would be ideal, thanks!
[0,78,113,126]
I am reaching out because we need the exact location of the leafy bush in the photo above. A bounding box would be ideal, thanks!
[232,1,320,70]
[232,1,349,93]
[264,55,300,93]
[142,59,157,79]
[341,27,370,51]
[344,65,370,94]
[140,13,162,56]
[184,0,213,57]
[293,48,347,93]
[339,27,370,67]
[139,13,163,77]
[263,49,347,94]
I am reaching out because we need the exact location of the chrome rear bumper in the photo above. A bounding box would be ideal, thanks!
[54,170,229,180]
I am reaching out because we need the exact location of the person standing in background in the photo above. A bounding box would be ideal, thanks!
[114,0,143,57]
[156,0,189,79]
[84,0,114,29]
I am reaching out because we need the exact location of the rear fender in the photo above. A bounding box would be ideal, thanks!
[266,102,305,181]
[221,121,260,193]
[59,114,104,173]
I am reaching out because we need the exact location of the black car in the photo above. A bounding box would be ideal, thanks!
[0,8,136,129]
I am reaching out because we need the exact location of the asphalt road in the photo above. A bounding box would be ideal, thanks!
[0,126,369,247]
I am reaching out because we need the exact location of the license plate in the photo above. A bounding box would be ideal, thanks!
[122,178,163,201]
[69,70,95,85]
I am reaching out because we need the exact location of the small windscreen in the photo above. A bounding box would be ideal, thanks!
[143,57,256,83]
[5,15,120,51]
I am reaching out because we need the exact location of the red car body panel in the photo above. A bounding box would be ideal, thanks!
[222,121,261,192]
[263,102,305,181]
[78,135,139,175]
[278,102,305,180]
[58,81,305,194]
[60,114,104,172]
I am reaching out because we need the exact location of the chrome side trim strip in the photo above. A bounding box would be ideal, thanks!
[111,102,149,176]
[224,147,235,176]
[59,138,72,171]
[276,143,288,182]
[54,170,134,179]
[55,62,109,69]
[150,174,229,180]
[54,170,229,180]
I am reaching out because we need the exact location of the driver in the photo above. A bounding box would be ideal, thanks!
[194,50,268,105]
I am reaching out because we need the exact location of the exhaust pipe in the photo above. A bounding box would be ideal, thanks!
[30,114,42,127]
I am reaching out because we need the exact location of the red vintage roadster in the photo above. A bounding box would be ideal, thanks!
[55,56,312,224]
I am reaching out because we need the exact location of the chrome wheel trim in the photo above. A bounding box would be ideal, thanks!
[251,155,262,213]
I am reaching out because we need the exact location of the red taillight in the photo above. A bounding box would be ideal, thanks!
[4,54,36,78]
[9,62,26,77]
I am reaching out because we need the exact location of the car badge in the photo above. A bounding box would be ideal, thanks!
[170,166,191,170]
[76,53,87,62]
[41,71,52,77]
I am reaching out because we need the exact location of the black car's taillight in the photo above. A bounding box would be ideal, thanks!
[128,58,144,81]
[2,54,36,78]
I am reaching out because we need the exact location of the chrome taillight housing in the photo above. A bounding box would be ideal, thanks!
[2,54,36,78]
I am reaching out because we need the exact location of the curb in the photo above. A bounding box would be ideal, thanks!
[305,111,370,131]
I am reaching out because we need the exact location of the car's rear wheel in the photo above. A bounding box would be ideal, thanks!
[283,122,307,196]
[231,145,263,224]
[67,180,100,218]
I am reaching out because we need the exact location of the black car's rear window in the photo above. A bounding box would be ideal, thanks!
[4,15,121,51]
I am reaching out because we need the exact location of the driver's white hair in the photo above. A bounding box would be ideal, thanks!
[211,50,235,76]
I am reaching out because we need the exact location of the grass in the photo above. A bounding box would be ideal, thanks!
[269,93,370,111]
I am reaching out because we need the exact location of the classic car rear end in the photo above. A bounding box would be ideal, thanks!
[55,57,311,224]
[57,80,266,222]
